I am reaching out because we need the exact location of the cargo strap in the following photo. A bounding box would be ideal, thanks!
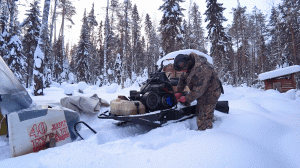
[0,116,4,129]
[134,102,140,114]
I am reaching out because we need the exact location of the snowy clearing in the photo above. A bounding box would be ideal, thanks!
[0,84,300,168]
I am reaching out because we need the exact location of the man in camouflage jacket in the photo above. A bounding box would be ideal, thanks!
[174,52,223,130]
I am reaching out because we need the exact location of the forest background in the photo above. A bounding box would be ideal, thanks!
[0,0,299,95]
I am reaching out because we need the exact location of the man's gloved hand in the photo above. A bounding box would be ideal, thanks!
[178,96,186,103]
[175,93,182,99]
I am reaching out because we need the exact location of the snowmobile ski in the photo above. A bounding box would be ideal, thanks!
[98,105,197,127]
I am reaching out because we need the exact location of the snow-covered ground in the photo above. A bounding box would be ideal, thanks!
[1,83,300,168]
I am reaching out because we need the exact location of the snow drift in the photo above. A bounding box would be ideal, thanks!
[0,84,300,168]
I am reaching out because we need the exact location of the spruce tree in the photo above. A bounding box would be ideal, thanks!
[52,36,64,83]
[96,21,104,86]
[228,4,250,85]
[4,1,26,83]
[0,2,8,57]
[103,0,117,85]
[182,19,190,49]
[280,0,299,65]
[120,0,132,87]
[249,7,268,73]
[144,13,160,74]
[33,0,51,96]
[131,4,143,74]
[191,2,206,53]
[21,0,41,88]
[114,53,121,84]
[0,1,9,60]
[87,3,98,30]
[69,43,77,81]
[75,9,90,83]
[268,6,285,68]
[87,3,99,84]
[159,0,185,54]
[205,0,232,81]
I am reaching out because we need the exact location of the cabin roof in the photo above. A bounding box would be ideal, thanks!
[258,65,300,81]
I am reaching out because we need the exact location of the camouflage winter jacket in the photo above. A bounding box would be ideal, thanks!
[177,52,222,104]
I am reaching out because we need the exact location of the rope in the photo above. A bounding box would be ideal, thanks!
[0,115,5,130]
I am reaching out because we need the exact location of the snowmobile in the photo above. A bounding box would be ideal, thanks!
[98,58,229,127]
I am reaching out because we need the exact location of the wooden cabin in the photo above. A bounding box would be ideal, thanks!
[258,65,300,93]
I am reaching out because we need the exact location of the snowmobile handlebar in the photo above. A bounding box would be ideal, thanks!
[140,58,175,94]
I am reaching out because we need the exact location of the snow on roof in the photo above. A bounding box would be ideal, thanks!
[156,49,213,66]
[258,65,300,81]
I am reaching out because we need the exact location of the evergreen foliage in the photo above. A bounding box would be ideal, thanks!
[0,0,299,89]
[0,4,8,58]
[279,0,300,66]
[87,3,99,85]
[2,1,26,83]
[159,0,185,54]
[205,0,233,83]
[268,6,286,69]
[87,3,98,29]
[131,4,142,75]
[190,2,206,53]
[52,36,64,82]
[228,4,250,85]
[75,10,90,83]
[119,0,132,87]
[21,0,41,88]
[144,13,159,74]
[33,0,51,96]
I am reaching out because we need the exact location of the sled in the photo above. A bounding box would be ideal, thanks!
[7,105,81,157]
[0,56,83,157]
[98,101,229,127]
[99,105,195,127]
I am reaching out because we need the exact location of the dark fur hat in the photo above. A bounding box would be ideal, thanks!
[173,54,195,71]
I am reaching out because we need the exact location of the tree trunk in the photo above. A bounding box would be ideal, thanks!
[121,0,129,88]
[289,21,297,65]
[103,0,109,85]
[33,0,51,96]
[50,0,58,45]
[59,0,66,56]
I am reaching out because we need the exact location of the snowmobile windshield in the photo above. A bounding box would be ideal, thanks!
[0,57,32,113]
